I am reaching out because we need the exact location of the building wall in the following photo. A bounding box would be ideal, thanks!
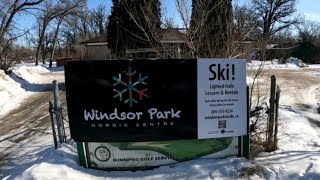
[86,45,111,60]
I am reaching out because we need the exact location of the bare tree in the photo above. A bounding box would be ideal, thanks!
[292,20,320,63]
[77,7,92,38]
[0,36,16,72]
[35,0,85,65]
[296,20,320,44]
[230,3,259,58]
[0,42,34,72]
[35,1,60,65]
[0,0,44,44]
[90,4,109,36]
[42,31,52,62]
[108,0,161,58]
[49,0,85,67]
[175,0,191,29]
[251,0,300,61]
[122,0,161,50]
[233,3,258,41]
[60,14,86,58]
[48,16,64,67]
[190,0,233,58]
[0,0,44,71]
[174,0,195,57]
[162,17,177,29]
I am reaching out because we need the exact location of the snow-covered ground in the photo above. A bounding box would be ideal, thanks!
[0,63,64,117]
[1,60,320,179]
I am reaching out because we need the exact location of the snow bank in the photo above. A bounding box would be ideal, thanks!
[285,57,308,67]
[247,58,307,70]
[13,143,249,180]
[0,64,63,117]
[13,65,50,84]
[0,70,24,95]
[0,70,27,116]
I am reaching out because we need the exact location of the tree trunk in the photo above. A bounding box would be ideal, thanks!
[35,43,41,66]
[0,11,17,44]
[49,18,63,68]
[35,21,48,66]
[58,40,62,57]
[42,43,46,64]
[261,34,268,61]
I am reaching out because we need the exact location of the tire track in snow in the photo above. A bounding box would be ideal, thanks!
[301,86,320,136]
[0,91,66,177]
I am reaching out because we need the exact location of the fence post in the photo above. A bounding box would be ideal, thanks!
[53,80,65,144]
[274,85,281,150]
[49,101,58,149]
[267,75,276,151]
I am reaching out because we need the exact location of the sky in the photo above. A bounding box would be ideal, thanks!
[87,0,185,27]
[12,0,320,45]
[15,0,320,24]
[87,0,320,24]
[15,0,320,30]
[297,0,320,22]
[237,0,320,22]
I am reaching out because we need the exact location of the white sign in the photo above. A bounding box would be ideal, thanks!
[197,59,247,139]
[86,138,239,168]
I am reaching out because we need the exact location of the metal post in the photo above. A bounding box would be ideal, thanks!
[53,80,64,143]
[242,86,250,159]
[77,142,89,168]
[238,86,251,159]
[49,101,58,149]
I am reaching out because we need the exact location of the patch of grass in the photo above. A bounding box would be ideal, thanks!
[240,163,263,179]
